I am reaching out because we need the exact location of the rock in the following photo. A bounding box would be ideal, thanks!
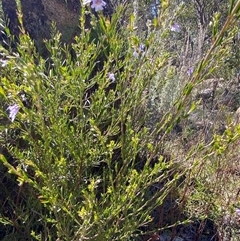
[195,80,218,109]
[233,106,240,125]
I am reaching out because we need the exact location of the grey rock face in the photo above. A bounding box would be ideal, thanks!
[233,106,240,125]
[1,0,112,53]
[1,0,80,54]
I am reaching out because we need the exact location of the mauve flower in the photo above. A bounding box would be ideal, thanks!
[187,67,194,76]
[170,23,180,33]
[139,43,145,52]
[236,208,240,216]
[7,104,20,122]
[83,0,106,11]
[108,72,115,82]
[133,50,139,58]
[133,43,145,58]
[0,59,8,67]
[83,0,91,4]
[20,93,27,102]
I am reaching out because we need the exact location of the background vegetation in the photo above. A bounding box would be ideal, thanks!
[0,0,240,240]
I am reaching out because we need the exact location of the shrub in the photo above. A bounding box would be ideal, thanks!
[0,3,183,240]
[0,1,240,240]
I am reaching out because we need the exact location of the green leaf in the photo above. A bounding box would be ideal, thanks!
[0,86,6,99]
[183,83,193,96]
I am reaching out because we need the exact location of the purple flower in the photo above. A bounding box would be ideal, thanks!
[187,67,194,76]
[7,104,20,122]
[83,0,91,4]
[108,72,115,82]
[139,43,145,52]
[83,0,106,11]
[133,50,139,58]
[236,208,240,216]
[170,23,180,33]
[0,59,8,67]
[133,43,145,58]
